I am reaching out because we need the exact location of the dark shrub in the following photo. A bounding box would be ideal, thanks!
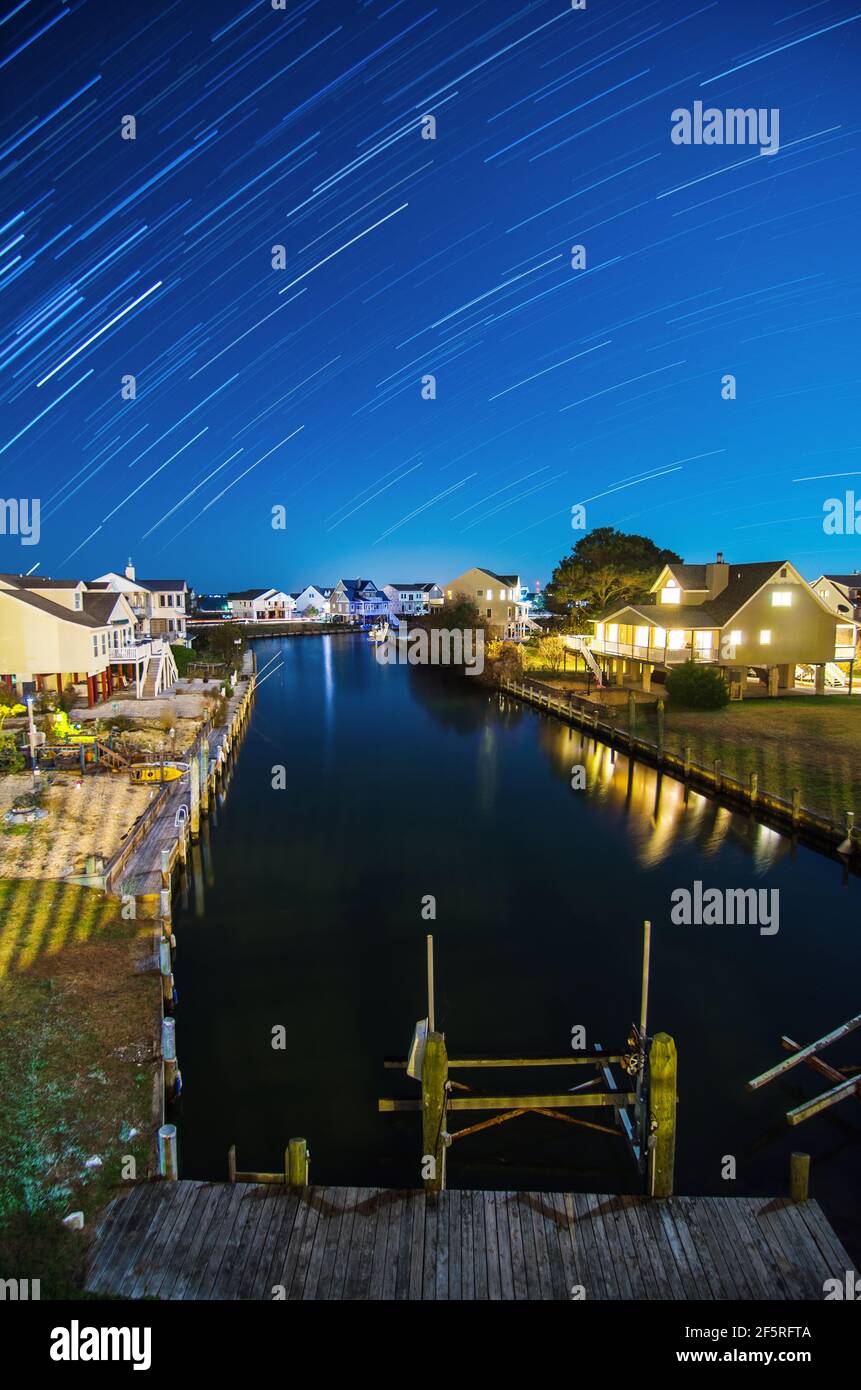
[665,661,730,709]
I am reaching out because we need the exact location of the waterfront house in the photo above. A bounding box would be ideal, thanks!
[589,555,856,695]
[330,578,390,622]
[193,593,231,618]
[92,563,191,646]
[383,583,444,616]
[293,584,335,617]
[443,567,534,639]
[0,573,161,706]
[227,588,296,622]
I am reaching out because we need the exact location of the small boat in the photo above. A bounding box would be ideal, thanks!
[368,622,389,643]
[129,761,189,785]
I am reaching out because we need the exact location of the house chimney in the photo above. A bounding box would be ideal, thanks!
[706,552,729,599]
[125,557,135,581]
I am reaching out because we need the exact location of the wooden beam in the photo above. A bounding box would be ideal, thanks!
[780,1035,848,1087]
[383,1055,626,1069]
[787,1076,860,1126]
[447,1092,636,1111]
[747,1013,861,1091]
[422,1031,448,1191]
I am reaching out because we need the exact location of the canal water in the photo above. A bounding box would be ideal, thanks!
[174,634,861,1259]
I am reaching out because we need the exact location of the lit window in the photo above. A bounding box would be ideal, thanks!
[771,592,791,607]
[760,630,772,645]
[652,627,666,647]
[728,630,742,647]
[635,625,649,647]
[596,622,605,639]
[668,629,686,650]
[661,584,681,605]
[499,589,505,600]
[607,623,619,641]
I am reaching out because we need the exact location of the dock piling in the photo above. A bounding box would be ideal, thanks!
[790,1151,810,1202]
[647,1032,677,1198]
[158,1124,178,1181]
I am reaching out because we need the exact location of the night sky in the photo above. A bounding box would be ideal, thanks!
[1,0,859,594]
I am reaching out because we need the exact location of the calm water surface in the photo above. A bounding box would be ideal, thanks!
[174,635,861,1258]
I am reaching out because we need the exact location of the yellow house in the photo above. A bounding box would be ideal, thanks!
[0,574,138,706]
[444,567,535,639]
[589,556,855,696]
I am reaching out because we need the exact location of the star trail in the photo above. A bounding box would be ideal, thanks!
[0,0,859,588]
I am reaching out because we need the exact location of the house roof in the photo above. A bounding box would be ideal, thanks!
[228,589,273,600]
[0,580,104,629]
[662,563,709,589]
[82,592,130,624]
[388,582,438,591]
[478,569,519,587]
[601,562,803,627]
[0,574,85,589]
[819,573,861,588]
[136,578,187,591]
[337,578,380,600]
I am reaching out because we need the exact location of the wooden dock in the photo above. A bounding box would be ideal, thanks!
[84,1181,856,1300]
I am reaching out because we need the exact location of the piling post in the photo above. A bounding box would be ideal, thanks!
[228,1145,236,1183]
[190,737,200,840]
[159,939,174,1007]
[627,690,636,740]
[790,1151,810,1202]
[713,759,721,794]
[683,744,692,778]
[749,771,758,807]
[656,700,665,759]
[647,1032,677,1198]
[791,788,801,828]
[199,739,210,816]
[421,1031,449,1192]
[162,1017,179,1100]
[287,1137,309,1187]
[158,1124,178,1181]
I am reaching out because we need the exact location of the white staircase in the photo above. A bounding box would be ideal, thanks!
[564,635,604,687]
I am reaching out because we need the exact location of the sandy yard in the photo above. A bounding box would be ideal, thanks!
[0,771,160,879]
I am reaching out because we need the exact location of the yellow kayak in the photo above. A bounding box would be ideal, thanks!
[130,762,189,785]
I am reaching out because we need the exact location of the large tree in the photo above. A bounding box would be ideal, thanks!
[544,527,682,631]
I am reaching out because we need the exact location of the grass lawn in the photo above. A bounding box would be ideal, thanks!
[0,880,160,1295]
[635,696,861,822]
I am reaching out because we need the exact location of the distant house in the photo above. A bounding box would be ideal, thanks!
[227,589,295,622]
[0,573,175,706]
[293,584,334,617]
[589,555,857,695]
[330,578,390,622]
[383,583,444,616]
[443,567,534,639]
[92,563,191,646]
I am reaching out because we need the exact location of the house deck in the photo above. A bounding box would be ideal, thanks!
[84,1181,855,1300]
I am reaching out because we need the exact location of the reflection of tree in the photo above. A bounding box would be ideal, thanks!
[405,664,502,736]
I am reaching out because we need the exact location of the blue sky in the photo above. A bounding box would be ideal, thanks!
[1,0,859,593]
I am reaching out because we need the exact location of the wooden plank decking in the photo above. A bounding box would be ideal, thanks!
[84,1182,856,1300]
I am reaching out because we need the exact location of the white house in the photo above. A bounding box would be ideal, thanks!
[292,584,334,617]
[383,583,444,616]
[330,578,391,621]
[227,588,296,622]
[92,563,191,646]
